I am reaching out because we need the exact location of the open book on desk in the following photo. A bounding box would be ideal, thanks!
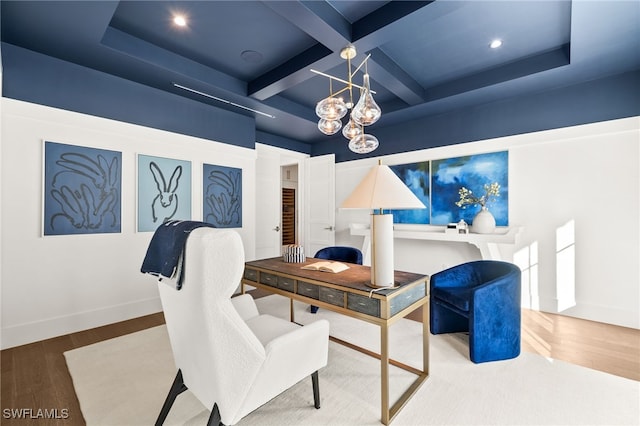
[301,261,349,273]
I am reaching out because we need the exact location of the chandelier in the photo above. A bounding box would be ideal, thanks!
[311,46,382,154]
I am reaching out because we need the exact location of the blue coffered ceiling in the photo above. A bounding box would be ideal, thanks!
[1,1,639,158]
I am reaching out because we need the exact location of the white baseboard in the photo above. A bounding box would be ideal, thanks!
[534,297,639,330]
[560,301,640,330]
[1,297,163,349]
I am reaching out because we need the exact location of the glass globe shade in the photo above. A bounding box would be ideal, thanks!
[315,97,347,120]
[318,118,342,135]
[342,119,362,140]
[351,74,381,126]
[348,133,379,154]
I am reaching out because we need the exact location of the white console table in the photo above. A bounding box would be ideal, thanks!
[349,223,522,263]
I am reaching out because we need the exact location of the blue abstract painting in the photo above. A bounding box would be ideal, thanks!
[203,164,242,228]
[138,155,192,232]
[389,161,430,224]
[44,141,122,235]
[431,151,509,226]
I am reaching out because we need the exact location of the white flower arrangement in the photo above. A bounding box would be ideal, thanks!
[455,182,500,208]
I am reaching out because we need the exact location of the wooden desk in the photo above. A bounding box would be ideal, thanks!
[241,257,429,425]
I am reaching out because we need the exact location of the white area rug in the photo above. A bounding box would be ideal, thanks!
[64,295,639,425]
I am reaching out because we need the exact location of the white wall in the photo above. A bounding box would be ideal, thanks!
[1,99,637,349]
[335,117,640,329]
[0,99,257,348]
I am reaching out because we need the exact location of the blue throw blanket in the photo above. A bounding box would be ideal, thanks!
[141,220,216,289]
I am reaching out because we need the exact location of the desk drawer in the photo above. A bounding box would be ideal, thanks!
[297,281,319,300]
[347,293,380,317]
[278,276,295,292]
[243,268,258,282]
[390,282,426,316]
[259,272,278,288]
[319,287,344,307]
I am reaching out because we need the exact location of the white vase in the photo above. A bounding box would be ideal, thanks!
[472,207,496,234]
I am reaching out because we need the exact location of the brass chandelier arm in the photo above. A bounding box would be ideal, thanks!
[310,69,377,95]
[349,53,371,79]
[331,85,352,98]
[313,45,381,154]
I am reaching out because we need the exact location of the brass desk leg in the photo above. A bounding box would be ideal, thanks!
[381,325,390,425]
[423,301,430,375]
[381,302,430,425]
[290,298,295,323]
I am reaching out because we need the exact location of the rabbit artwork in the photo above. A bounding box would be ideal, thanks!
[49,152,120,231]
[150,162,182,223]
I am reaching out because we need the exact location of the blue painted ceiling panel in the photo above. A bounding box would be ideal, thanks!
[1,0,638,153]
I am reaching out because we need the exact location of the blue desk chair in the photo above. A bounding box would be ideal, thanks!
[311,246,363,313]
[315,246,363,265]
[430,260,521,363]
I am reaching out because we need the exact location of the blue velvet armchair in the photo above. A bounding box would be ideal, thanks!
[430,260,521,363]
[311,246,363,314]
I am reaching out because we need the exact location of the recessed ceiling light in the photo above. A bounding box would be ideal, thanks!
[173,15,187,27]
[490,39,503,49]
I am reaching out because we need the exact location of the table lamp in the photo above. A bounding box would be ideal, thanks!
[341,161,426,287]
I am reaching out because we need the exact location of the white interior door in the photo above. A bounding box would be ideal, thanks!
[255,147,281,259]
[305,154,335,257]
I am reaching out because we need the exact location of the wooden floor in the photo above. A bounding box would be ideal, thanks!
[2,292,638,425]
[520,309,640,381]
[407,305,640,381]
[1,312,166,425]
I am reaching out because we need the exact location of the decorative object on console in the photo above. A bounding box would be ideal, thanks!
[471,207,496,234]
[456,182,500,234]
[456,219,469,234]
[312,45,381,154]
[341,162,425,287]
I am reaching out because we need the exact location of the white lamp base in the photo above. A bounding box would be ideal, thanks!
[369,213,395,288]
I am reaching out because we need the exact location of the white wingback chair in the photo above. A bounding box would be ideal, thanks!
[155,228,330,425]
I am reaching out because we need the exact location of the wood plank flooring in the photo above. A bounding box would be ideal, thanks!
[1,312,165,425]
[520,308,640,381]
[2,291,638,425]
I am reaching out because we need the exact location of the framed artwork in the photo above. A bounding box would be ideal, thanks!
[203,163,242,228]
[431,151,509,226]
[389,161,430,224]
[43,141,122,235]
[137,155,192,232]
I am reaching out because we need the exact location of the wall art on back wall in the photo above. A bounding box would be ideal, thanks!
[389,161,431,224]
[43,141,122,235]
[203,163,242,228]
[431,151,509,226]
[137,155,192,232]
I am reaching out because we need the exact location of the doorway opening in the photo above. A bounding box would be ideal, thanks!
[281,164,298,246]
[282,187,295,245]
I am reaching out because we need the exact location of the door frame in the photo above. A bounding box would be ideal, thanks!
[255,143,308,258]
